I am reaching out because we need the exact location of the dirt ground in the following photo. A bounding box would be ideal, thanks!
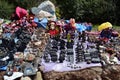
[43,65,120,80]
[0,71,5,80]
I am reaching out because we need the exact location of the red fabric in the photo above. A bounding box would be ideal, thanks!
[64,23,76,31]
[31,22,37,28]
[16,6,28,19]
[99,38,109,42]
[49,30,59,36]
[112,31,119,37]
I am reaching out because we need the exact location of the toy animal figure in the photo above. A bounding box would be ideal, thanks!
[64,18,76,34]
[100,48,118,66]
[67,32,71,42]
[47,21,60,38]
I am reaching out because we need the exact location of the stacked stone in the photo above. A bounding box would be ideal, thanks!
[50,40,59,62]
[21,27,50,77]
[43,39,52,63]
[66,40,74,63]
[84,50,92,64]
[43,39,58,63]
[59,50,66,63]
[25,27,50,57]
[75,44,85,63]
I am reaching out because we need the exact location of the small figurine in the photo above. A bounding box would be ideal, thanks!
[100,48,118,67]
[64,18,76,39]
[47,21,61,38]
[64,18,76,34]
[67,31,71,42]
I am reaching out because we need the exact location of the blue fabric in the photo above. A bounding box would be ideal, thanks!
[14,37,19,43]
[65,20,69,23]
[34,18,48,28]
[34,17,39,22]
[76,23,87,32]
[100,29,112,39]
[49,11,55,15]
[2,33,12,39]
[86,26,92,31]
[0,66,7,71]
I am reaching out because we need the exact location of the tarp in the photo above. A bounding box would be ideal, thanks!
[31,0,56,21]
[38,0,55,15]
[76,23,87,32]
[86,25,92,31]
[65,20,70,23]
[98,22,112,31]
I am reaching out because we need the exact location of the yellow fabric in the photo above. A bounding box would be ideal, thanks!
[98,22,112,31]
[67,33,71,42]
[56,26,60,32]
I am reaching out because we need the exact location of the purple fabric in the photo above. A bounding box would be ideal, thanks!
[41,61,101,72]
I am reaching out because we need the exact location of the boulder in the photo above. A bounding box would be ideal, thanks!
[34,71,43,80]
[21,76,31,80]
[31,0,56,21]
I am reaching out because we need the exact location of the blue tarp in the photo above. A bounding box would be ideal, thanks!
[76,23,87,32]
[65,20,69,23]
[34,18,48,29]
[86,25,92,31]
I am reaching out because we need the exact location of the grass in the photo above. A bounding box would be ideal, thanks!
[113,25,120,33]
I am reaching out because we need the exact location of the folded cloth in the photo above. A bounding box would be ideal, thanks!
[4,72,23,80]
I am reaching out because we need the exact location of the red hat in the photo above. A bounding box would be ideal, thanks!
[48,21,56,25]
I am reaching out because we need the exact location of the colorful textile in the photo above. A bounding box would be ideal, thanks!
[98,22,112,31]
[16,6,28,19]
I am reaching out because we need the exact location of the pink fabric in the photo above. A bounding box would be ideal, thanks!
[16,6,28,19]
[86,31,100,35]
